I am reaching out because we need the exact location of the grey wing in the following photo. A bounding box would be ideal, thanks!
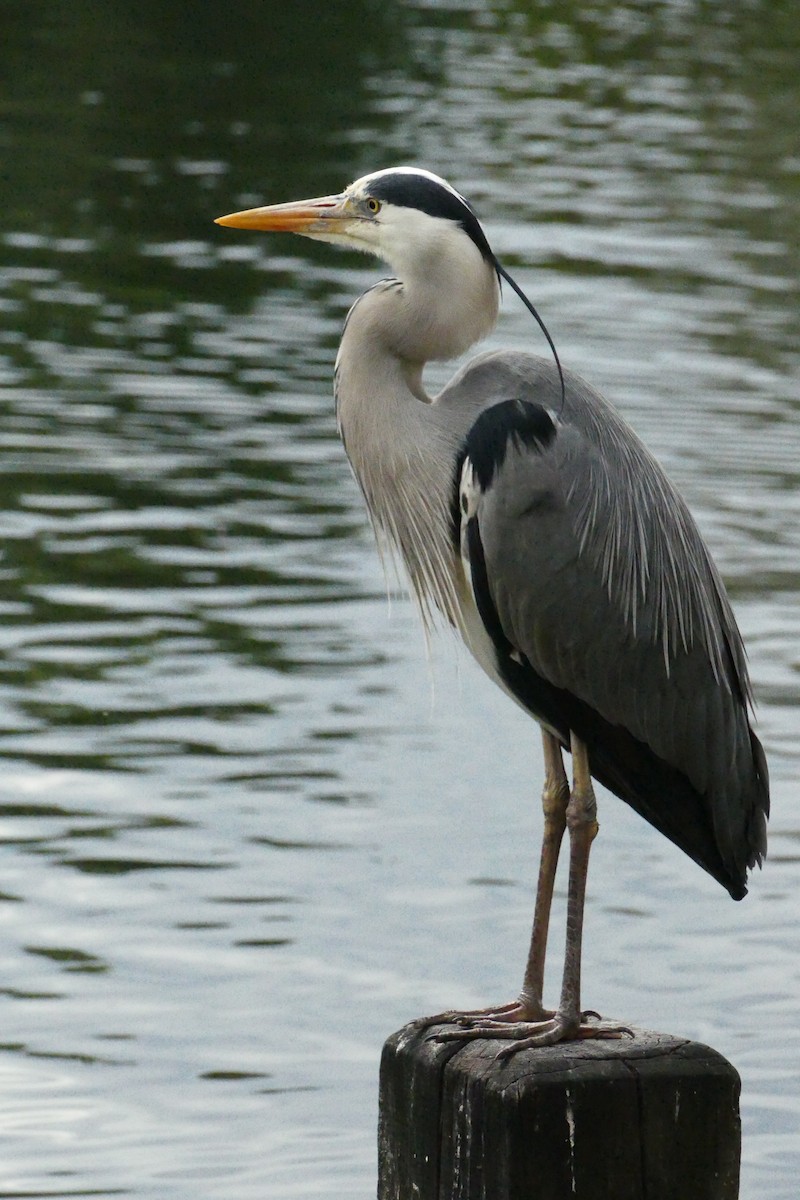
[459,391,768,897]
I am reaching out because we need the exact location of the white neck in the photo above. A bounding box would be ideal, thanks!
[334,251,499,626]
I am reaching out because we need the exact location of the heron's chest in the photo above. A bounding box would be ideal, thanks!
[455,565,506,688]
[455,518,562,737]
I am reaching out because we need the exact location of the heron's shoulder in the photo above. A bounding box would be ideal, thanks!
[461,397,558,491]
[440,349,610,416]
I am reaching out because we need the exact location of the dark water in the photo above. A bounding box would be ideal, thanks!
[1,3,798,1197]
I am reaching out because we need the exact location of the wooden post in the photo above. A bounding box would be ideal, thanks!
[378,1021,741,1200]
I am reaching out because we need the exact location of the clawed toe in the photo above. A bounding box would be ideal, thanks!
[425,1005,633,1057]
[429,1013,571,1049]
[420,999,552,1035]
[494,1015,633,1056]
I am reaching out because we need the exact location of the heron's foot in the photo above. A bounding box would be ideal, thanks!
[493,1012,634,1058]
[428,1008,633,1057]
[417,998,553,1032]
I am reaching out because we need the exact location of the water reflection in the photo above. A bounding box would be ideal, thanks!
[0,2,798,1198]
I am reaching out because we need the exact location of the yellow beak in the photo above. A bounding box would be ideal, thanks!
[214,193,349,234]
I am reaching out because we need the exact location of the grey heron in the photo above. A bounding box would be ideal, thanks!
[215,167,769,1051]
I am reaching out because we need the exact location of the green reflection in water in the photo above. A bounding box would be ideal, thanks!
[0,6,796,1197]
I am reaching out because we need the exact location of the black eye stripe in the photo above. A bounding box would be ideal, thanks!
[366,173,494,265]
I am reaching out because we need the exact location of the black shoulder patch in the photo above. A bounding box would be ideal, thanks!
[464,399,557,492]
[367,172,494,265]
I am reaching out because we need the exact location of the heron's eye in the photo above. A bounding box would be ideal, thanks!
[366,197,381,214]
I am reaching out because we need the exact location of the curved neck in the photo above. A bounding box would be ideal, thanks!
[334,263,498,626]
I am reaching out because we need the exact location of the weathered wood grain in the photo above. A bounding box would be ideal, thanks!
[378,1022,740,1199]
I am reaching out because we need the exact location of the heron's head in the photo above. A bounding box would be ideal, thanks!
[215,166,498,287]
[216,168,563,391]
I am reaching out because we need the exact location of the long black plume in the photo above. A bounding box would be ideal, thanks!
[494,259,566,416]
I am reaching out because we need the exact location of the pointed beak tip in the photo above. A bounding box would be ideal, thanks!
[214,212,245,229]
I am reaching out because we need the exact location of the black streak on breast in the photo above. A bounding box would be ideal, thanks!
[450,398,556,548]
[465,398,556,490]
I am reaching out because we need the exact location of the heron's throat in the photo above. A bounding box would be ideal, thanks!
[390,262,500,366]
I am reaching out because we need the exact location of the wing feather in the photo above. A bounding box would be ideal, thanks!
[457,365,768,892]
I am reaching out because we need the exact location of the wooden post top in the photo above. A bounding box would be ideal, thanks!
[379,1022,741,1200]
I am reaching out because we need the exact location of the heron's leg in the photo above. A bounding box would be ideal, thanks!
[484,732,611,1051]
[422,731,567,1029]
[431,733,630,1051]
[544,732,598,1036]
[419,730,568,1031]
[518,729,569,1017]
